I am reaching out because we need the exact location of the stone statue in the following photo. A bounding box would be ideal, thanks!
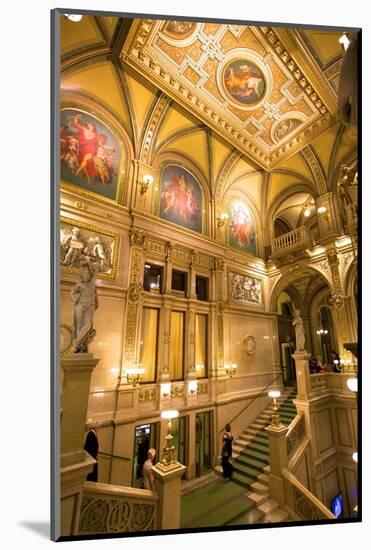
[292,309,306,352]
[70,261,99,353]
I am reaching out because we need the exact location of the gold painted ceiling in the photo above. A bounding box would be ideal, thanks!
[121,20,340,169]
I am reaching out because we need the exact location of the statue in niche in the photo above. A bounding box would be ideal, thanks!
[70,260,99,353]
[62,226,85,266]
[292,309,306,352]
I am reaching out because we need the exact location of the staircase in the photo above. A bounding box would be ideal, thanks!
[231,387,297,493]
[181,387,297,528]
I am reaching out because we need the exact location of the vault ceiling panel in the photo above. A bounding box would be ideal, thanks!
[62,61,132,131]
[156,104,198,146]
[121,20,338,169]
[61,15,104,55]
[125,72,158,131]
[211,134,234,180]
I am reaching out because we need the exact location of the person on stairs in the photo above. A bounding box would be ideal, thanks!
[222,424,234,481]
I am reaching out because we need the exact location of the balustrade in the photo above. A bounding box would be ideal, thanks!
[271,225,311,255]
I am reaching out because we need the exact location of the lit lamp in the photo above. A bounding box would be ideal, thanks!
[160,409,179,466]
[160,383,171,399]
[352,452,358,463]
[125,364,145,386]
[140,174,154,195]
[217,212,229,228]
[316,328,328,335]
[268,390,282,428]
[188,380,198,396]
[64,14,83,22]
[224,362,237,377]
[339,33,351,51]
[347,377,358,392]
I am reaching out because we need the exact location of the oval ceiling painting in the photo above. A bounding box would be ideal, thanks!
[162,20,196,39]
[223,59,266,106]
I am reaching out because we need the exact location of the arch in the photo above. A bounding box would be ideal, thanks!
[301,145,328,195]
[60,90,135,206]
[214,149,242,202]
[265,182,317,246]
[139,93,172,165]
[269,265,332,314]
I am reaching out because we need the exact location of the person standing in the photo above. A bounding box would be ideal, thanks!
[221,424,233,481]
[84,425,99,482]
[136,429,149,479]
[142,449,156,490]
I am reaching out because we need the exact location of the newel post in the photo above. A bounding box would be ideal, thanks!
[152,462,187,529]
[266,424,289,507]
[60,353,100,536]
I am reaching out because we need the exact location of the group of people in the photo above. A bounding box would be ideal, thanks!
[83,426,156,490]
[309,350,342,374]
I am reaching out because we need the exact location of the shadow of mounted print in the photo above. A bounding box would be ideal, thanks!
[228,199,257,255]
[60,109,121,201]
[160,165,203,233]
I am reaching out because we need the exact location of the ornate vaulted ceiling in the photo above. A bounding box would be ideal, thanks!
[121,19,340,169]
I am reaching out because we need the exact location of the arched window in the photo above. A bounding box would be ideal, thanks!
[317,306,336,364]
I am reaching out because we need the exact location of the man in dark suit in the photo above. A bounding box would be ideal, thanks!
[84,425,99,482]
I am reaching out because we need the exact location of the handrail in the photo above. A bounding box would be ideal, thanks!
[98,451,131,461]
[282,468,336,520]
[218,372,284,434]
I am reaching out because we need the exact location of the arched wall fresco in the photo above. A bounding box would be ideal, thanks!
[159,164,203,233]
[227,198,257,256]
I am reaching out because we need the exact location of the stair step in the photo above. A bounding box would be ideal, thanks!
[233,463,261,480]
[231,471,256,488]
[266,509,290,523]
[247,491,270,507]
[259,499,279,515]
[234,454,268,471]
[250,480,270,494]
[228,506,265,526]
[244,441,269,454]
[239,435,269,448]
[240,448,270,462]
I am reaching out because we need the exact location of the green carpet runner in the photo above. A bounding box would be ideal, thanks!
[180,388,297,528]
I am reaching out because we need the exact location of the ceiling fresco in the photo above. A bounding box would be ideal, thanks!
[121,20,340,169]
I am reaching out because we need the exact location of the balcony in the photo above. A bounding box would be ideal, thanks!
[270,226,312,264]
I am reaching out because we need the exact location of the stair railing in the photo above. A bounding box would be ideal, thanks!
[218,372,284,434]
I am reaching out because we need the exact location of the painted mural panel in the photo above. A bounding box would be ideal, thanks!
[228,199,257,255]
[160,165,202,233]
[222,59,265,106]
[60,109,121,200]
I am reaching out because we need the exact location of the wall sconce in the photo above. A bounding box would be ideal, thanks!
[347,377,358,392]
[64,14,83,22]
[317,206,327,214]
[188,380,198,396]
[217,212,229,228]
[160,383,171,399]
[140,174,154,195]
[268,390,282,428]
[352,452,358,463]
[160,409,179,466]
[339,33,351,51]
[304,208,311,217]
[224,362,237,377]
[316,328,328,335]
[125,364,145,386]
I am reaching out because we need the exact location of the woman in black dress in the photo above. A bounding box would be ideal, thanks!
[222,423,233,481]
